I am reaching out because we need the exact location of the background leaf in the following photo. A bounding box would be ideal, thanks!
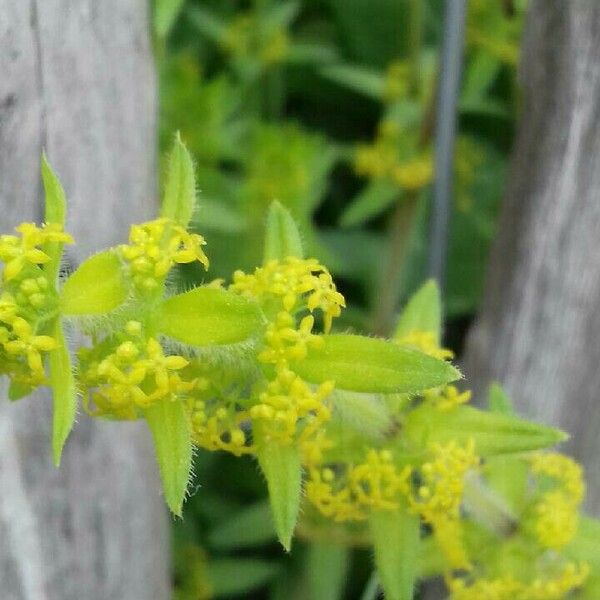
[208,500,276,550]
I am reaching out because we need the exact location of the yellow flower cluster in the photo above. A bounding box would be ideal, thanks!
[354,120,434,191]
[408,439,480,569]
[304,445,411,522]
[231,257,345,332]
[396,329,454,361]
[0,298,56,385]
[383,60,410,103]
[0,222,73,281]
[529,452,585,549]
[187,393,253,456]
[251,367,333,446]
[449,562,590,600]
[221,14,289,65]
[229,258,344,447]
[0,222,70,387]
[424,385,472,411]
[258,312,321,366]
[120,218,208,293]
[410,440,480,523]
[80,320,194,419]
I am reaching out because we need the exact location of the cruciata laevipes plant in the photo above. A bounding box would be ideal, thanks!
[1,136,598,600]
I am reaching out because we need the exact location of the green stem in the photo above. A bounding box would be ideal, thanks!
[371,194,419,336]
[408,0,423,96]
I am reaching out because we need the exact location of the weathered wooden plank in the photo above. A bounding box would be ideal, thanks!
[463,0,600,515]
[0,1,169,598]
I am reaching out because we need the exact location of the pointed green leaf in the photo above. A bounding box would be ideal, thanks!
[263,201,304,262]
[208,558,280,596]
[156,286,263,346]
[307,543,349,600]
[292,334,460,394]
[8,380,33,401]
[61,250,128,315]
[41,154,67,283]
[48,319,77,466]
[42,154,66,225]
[144,398,193,516]
[320,64,386,100]
[567,515,600,569]
[340,179,398,228]
[370,507,420,600]
[255,429,302,551]
[394,280,442,344]
[208,501,276,550]
[161,132,196,228]
[487,382,514,415]
[154,0,186,38]
[404,404,567,457]
[186,5,228,44]
[331,390,393,440]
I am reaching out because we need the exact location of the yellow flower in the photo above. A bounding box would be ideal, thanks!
[3,317,57,379]
[396,329,454,361]
[408,439,479,569]
[120,218,208,293]
[250,367,333,446]
[303,437,411,522]
[80,333,194,419]
[529,452,585,549]
[0,222,73,281]
[231,257,345,331]
[449,561,590,600]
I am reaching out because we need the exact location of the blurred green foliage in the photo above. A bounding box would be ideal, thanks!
[154,0,527,597]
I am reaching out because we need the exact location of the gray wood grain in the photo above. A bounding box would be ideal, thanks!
[463,0,600,515]
[0,1,170,598]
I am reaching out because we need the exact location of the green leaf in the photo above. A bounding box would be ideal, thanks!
[208,558,279,597]
[144,398,193,516]
[307,543,349,600]
[161,132,196,228]
[370,507,420,600]
[487,382,514,415]
[264,1,300,30]
[394,279,442,344]
[42,153,66,225]
[287,43,339,65]
[292,334,460,394]
[60,250,128,315]
[48,319,77,466]
[208,501,276,550]
[41,154,67,283]
[154,0,186,38]
[156,286,263,346]
[186,5,227,45]
[331,390,393,440]
[340,179,398,228]
[566,515,600,569]
[8,380,33,401]
[255,429,302,551]
[320,64,386,100]
[404,404,567,457]
[263,201,304,262]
